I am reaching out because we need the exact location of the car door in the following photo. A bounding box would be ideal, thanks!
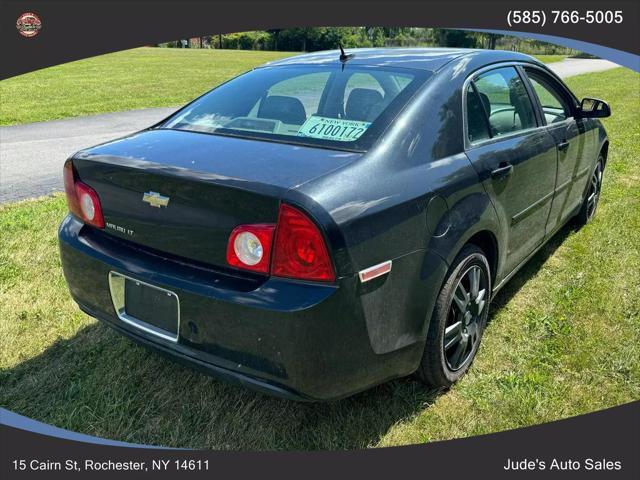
[521,66,591,234]
[464,65,558,277]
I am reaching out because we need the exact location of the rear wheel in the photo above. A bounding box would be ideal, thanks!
[416,244,491,388]
[575,157,604,226]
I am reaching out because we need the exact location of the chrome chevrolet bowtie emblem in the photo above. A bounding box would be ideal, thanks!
[142,191,170,208]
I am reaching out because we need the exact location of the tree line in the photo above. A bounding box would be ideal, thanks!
[158,27,576,55]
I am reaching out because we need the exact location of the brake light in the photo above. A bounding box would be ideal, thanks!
[225,204,335,282]
[63,161,81,218]
[63,160,105,229]
[226,224,275,274]
[271,204,335,282]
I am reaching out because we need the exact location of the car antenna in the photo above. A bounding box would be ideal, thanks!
[338,44,354,71]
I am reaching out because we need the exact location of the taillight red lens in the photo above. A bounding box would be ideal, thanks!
[271,204,335,282]
[63,161,81,219]
[63,160,105,229]
[226,224,275,274]
[225,205,335,282]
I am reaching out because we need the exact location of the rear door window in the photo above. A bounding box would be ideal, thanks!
[472,67,537,137]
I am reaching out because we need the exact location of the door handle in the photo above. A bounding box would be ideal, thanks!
[491,162,513,179]
[557,140,570,152]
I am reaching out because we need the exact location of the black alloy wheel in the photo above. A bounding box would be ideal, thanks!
[417,244,491,387]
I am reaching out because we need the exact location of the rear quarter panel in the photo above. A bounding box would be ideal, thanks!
[294,55,503,355]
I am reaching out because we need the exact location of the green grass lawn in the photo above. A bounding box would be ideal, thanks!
[0,68,638,450]
[0,48,295,126]
[0,48,565,126]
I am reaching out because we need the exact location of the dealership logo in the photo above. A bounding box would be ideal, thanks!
[16,12,42,38]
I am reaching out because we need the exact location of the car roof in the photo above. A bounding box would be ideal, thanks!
[263,48,538,72]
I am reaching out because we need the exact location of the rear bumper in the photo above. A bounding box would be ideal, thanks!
[76,301,311,401]
[58,215,424,401]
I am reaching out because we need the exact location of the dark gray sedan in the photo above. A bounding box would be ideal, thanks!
[59,48,610,400]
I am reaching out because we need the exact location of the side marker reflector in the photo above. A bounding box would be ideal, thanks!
[358,260,392,283]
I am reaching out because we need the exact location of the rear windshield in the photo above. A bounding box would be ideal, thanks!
[159,65,431,151]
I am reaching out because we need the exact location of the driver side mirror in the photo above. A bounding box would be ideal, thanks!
[578,97,611,118]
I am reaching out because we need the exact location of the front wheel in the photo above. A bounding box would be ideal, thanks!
[575,157,604,226]
[416,244,491,388]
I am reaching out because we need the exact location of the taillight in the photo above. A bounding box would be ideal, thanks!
[75,182,105,228]
[226,224,275,274]
[63,160,105,229]
[63,161,81,218]
[271,204,335,282]
[226,204,335,282]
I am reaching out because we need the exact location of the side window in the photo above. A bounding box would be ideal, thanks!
[473,67,537,136]
[525,70,572,124]
[466,84,491,143]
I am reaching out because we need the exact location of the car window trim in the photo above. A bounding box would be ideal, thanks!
[516,65,546,127]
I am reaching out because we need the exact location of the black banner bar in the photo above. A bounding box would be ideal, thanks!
[2,0,639,78]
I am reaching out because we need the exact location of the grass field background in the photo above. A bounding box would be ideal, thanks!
[1,67,638,450]
[0,48,565,126]
[0,48,295,126]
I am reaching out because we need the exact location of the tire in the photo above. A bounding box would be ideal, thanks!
[416,244,491,388]
[575,156,604,226]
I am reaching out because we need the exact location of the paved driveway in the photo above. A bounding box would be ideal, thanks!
[0,58,620,204]
[0,108,176,203]
[547,58,619,78]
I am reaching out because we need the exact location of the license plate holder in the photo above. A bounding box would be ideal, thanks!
[108,272,180,342]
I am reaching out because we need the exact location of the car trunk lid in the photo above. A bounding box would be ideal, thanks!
[72,128,361,270]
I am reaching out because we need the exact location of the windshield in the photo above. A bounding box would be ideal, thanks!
[160,65,431,151]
